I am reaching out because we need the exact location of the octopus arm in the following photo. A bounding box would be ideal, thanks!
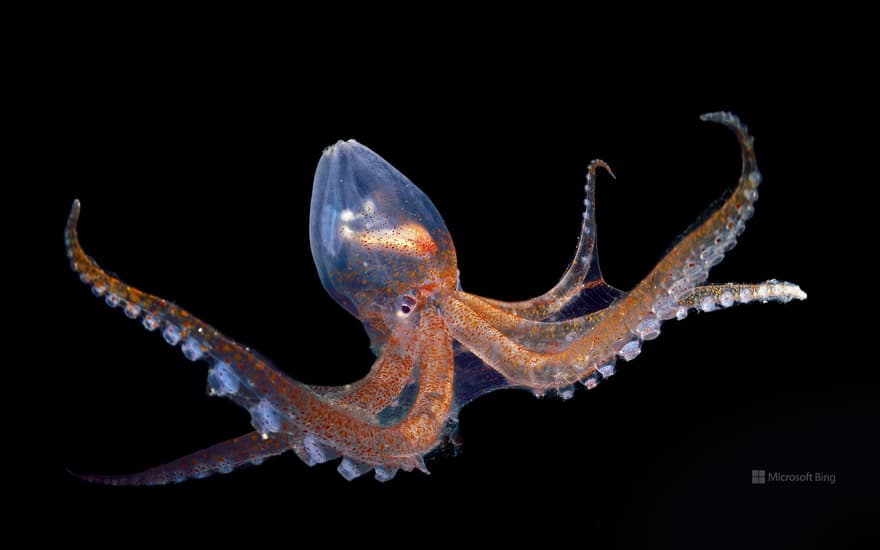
[454,290,609,353]
[676,282,807,316]
[64,200,308,404]
[277,305,455,480]
[307,319,419,416]
[68,431,290,486]
[440,293,607,391]
[473,160,622,321]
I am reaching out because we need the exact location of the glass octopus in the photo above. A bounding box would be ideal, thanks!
[66,112,805,484]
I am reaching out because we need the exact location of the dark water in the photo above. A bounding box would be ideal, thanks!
[21,25,871,549]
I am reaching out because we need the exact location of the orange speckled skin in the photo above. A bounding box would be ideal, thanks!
[66,114,805,484]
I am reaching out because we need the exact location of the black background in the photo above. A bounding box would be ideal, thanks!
[22,12,874,549]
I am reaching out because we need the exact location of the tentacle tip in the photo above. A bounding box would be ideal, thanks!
[587,159,616,180]
[699,111,731,123]
[67,199,81,227]
[65,466,91,483]
[66,466,128,486]
[699,111,749,135]
[413,455,430,475]
[760,280,807,303]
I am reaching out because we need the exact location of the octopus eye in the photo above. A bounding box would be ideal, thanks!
[395,294,419,318]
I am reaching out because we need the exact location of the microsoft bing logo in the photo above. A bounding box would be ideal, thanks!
[750,469,836,485]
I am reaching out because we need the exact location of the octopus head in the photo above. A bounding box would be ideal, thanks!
[309,140,458,346]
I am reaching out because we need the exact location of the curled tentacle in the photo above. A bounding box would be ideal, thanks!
[475,159,620,321]
[623,112,763,324]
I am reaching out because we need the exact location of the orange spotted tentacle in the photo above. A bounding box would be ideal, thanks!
[453,290,608,354]
[280,305,454,480]
[440,293,618,392]
[309,319,419,416]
